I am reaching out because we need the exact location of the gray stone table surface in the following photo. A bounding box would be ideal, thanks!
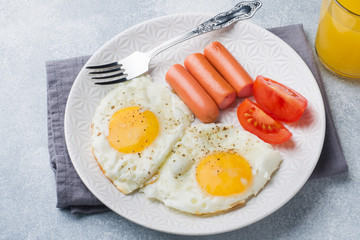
[1,0,359,239]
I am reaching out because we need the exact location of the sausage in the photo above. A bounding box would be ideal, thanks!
[184,53,236,109]
[165,64,219,123]
[204,41,254,98]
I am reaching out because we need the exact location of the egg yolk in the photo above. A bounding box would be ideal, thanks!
[107,106,159,153]
[196,152,252,196]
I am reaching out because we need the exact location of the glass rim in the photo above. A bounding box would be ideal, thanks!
[335,0,360,17]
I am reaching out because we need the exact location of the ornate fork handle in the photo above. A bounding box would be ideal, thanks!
[147,1,262,59]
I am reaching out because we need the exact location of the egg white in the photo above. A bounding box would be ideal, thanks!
[91,74,193,194]
[141,123,282,215]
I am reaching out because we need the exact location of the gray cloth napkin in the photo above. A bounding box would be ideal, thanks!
[46,24,348,214]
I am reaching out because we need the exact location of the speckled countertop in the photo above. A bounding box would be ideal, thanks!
[1,0,359,239]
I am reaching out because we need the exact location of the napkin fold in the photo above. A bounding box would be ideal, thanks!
[46,24,348,214]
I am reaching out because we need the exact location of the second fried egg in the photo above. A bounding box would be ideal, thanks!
[141,124,282,215]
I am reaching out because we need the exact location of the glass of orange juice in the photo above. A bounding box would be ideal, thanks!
[315,0,360,78]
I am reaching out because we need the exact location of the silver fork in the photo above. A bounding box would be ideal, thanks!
[87,1,262,85]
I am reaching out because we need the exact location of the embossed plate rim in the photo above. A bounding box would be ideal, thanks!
[64,13,326,235]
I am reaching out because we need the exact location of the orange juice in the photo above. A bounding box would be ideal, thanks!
[315,0,360,78]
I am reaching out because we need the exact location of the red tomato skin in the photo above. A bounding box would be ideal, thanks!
[237,99,292,144]
[253,76,308,123]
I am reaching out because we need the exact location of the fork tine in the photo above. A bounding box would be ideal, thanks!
[86,62,120,69]
[95,77,128,85]
[89,67,124,75]
[91,72,126,80]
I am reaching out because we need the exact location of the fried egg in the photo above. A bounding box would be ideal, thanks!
[141,124,282,215]
[91,74,193,194]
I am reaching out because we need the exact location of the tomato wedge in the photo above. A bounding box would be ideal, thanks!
[237,98,292,144]
[253,76,308,123]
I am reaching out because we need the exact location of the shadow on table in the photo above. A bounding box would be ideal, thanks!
[215,173,350,239]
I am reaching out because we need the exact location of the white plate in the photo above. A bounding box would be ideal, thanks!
[65,14,326,235]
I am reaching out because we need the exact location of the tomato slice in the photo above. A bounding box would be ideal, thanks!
[237,98,292,144]
[253,76,308,123]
